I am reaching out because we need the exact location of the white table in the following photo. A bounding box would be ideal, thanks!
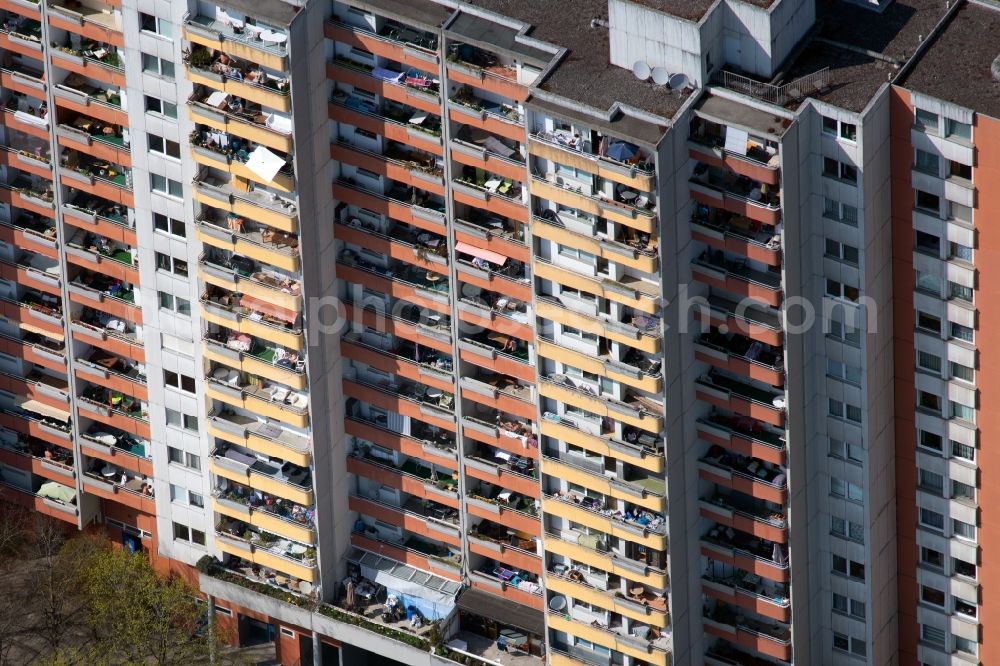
[206,91,229,109]
[484,178,502,193]
[497,491,512,504]
[621,190,638,202]
[259,30,287,44]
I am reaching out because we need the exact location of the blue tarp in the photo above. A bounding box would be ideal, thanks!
[372,67,404,83]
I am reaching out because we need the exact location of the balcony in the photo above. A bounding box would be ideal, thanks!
[1,56,46,99]
[66,229,136,283]
[0,433,74,482]
[79,424,150,476]
[701,489,787,544]
[539,374,663,433]
[454,247,530,302]
[689,165,780,226]
[464,443,538,497]
[545,530,668,589]
[0,478,77,522]
[67,270,138,323]
[332,139,444,194]
[692,249,782,307]
[466,485,540,536]
[457,289,531,341]
[349,493,460,547]
[4,176,54,217]
[0,327,63,371]
[325,17,438,73]
[49,40,124,87]
[452,171,528,223]
[55,113,130,167]
[529,129,655,191]
[448,87,524,143]
[205,367,308,428]
[529,174,656,233]
[62,190,133,237]
[541,492,666,549]
[329,89,443,154]
[343,377,455,431]
[340,334,452,392]
[546,614,670,666]
[183,12,288,71]
[470,560,543,610]
[0,0,39,20]
[695,371,785,428]
[199,250,301,313]
[188,85,292,153]
[695,295,782,347]
[0,214,57,260]
[536,336,662,394]
[81,459,155,513]
[193,167,298,231]
[209,409,310,467]
[347,448,459,508]
[186,45,290,112]
[546,569,668,627]
[337,248,450,315]
[691,205,780,267]
[541,452,665,512]
[190,127,294,192]
[0,14,41,58]
[461,371,533,420]
[196,206,299,273]
[539,415,664,474]
[216,519,317,582]
[701,525,791,583]
[533,258,658,316]
[444,44,526,102]
[702,575,790,623]
[351,524,461,581]
[58,149,132,206]
[46,1,123,46]
[70,306,142,361]
[210,442,312,505]
[330,57,439,115]
[703,604,790,662]
[699,447,787,505]
[53,73,126,126]
[695,330,783,386]
[334,215,448,273]
[204,330,306,390]
[75,347,146,399]
[201,286,303,350]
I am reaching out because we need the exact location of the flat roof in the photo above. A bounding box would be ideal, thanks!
[777,0,952,112]
[628,0,776,22]
[466,0,691,121]
[447,11,551,65]
[900,2,1000,119]
[528,95,668,146]
[349,0,453,30]
[219,0,301,26]
[696,94,791,137]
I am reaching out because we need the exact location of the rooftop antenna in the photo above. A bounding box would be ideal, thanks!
[668,72,690,90]
[632,61,651,81]
[651,66,670,86]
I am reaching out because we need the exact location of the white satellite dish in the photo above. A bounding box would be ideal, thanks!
[651,66,670,86]
[632,61,651,81]
[669,73,690,90]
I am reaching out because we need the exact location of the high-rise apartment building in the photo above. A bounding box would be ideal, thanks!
[0,0,994,664]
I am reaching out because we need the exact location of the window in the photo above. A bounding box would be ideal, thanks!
[831,477,863,502]
[831,516,846,537]
[914,189,940,213]
[841,122,857,142]
[948,159,972,180]
[165,408,198,432]
[172,522,190,541]
[949,241,973,262]
[950,321,974,342]
[920,624,945,648]
[921,585,945,607]
[829,437,863,463]
[915,108,939,131]
[832,517,864,543]
[163,370,195,394]
[823,157,839,178]
[167,446,184,465]
[155,252,188,276]
[953,518,976,541]
[945,118,972,141]
[954,558,977,578]
[145,94,177,119]
[158,291,191,316]
[949,201,972,222]
[162,333,194,357]
[918,469,944,495]
[191,529,206,546]
[559,244,596,263]
[148,133,181,159]
[953,480,975,501]
[917,351,941,374]
[141,52,175,78]
[952,440,976,462]
[826,279,860,302]
[150,173,183,198]
[822,116,838,135]
[921,547,944,568]
[850,560,865,580]
[850,638,866,657]
[949,281,973,303]
[917,390,941,413]
[916,311,942,334]
[954,636,978,656]
[827,360,861,384]
[918,430,943,453]
[950,400,975,423]
[828,319,862,345]
[832,593,847,613]
[831,554,865,580]
[833,632,849,652]
[915,271,941,295]
[153,213,185,237]
[850,599,866,619]
[824,158,857,182]
[188,491,204,508]
[840,162,857,182]
[915,230,940,254]
[919,507,944,531]
[914,149,939,175]
[139,12,173,38]
[951,361,974,383]
[169,483,184,503]
[825,239,859,265]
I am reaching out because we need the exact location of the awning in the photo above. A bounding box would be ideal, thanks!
[244,146,286,183]
[455,587,545,636]
[37,481,76,504]
[239,294,299,324]
[265,113,292,135]
[454,242,506,266]
[347,547,461,622]
[16,397,70,424]
[20,321,64,342]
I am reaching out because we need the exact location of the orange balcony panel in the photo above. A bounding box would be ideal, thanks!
[343,379,456,432]
[0,299,63,338]
[461,385,534,422]
[447,105,524,144]
[0,262,60,296]
[350,532,461,582]
[0,148,52,178]
[0,449,75,484]
[80,438,153,477]
[82,477,155,514]
[0,488,77,524]
[699,500,786,544]
[331,181,446,236]
[336,264,450,317]
[701,540,789,583]
[67,287,140,326]
[61,211,136,246]
[465,499,540,537]
[471,539,540,575]
[52,90,127,126]
[460,419,539,461]
[48,13,124,48]
[457,307,532,343]
[469,576,544,611]
[59,172,133,208]
[0,70,46,100]
[74,365,147,402]
[0,31,44,59]
[0,336,64,372]
[346,456,459,510]
[452,188,528,224]
[702,579,790,623]
[455,265,531,303]
[693,309,782,348]
[56,129,131,168]
[0,410,71,448]
[10,191,56,219]
[64,249,136,284]
[457,342,534,384]
[328,102,444,157]
[70,323,144,363]
[450,145,526,183]
[1,108,52,140]
[341,303,453,355]
[78,403,150,440]
[704,622,791,662]
[454,226,529,263]
[2,228,58,260]
[445,65,528,103]
[325,22,438,77]
[691,187,780,227]
[344,418,457,469]
[695,386,784,429]
[348,495,461,549]
[698,462,786,505]
[341,339,453,394]
[331,143,445,197]
[693,346,784,387]
[688,146,780,186]
[0,0,40,19]
[463,462,538,498]
[335,222,445,273]
[691,264,782,308]
[50,52,125,87]
[691,225,781,268]
[328,63,441,116]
